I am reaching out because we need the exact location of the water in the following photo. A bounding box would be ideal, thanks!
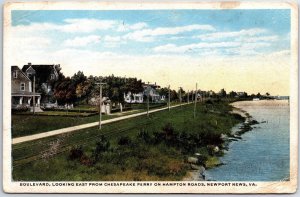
[205,100,290,181]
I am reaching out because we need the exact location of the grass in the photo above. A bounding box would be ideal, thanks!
[15,111,97,116]
[12,100,244,181]
[11,102,176,138]
[72,105,97,111]
[12,107,154,138]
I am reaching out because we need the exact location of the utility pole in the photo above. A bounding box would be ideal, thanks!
[147,89,150,117]
[33,75,36,115]
[194,83,197,119]
[168,85,170,111]
[96,82,106,130]
[179,87,182,107]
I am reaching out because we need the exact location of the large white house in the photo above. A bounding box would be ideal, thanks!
[124,83,165,103]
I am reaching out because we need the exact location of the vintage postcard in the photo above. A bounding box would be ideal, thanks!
[2,0,298,194]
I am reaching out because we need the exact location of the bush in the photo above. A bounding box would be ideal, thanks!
[93,135,110,162]
[137,130,153,144]
[12,104,29,113]
[118,136,132,146]
[68,146,84,160]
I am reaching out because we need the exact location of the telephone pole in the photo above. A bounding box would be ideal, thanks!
[33,75,36,114]
[147,91,149,117]
[194,83,197,119]
[179,87,182,107]
[96,82,106,130]
[168,85,170,111]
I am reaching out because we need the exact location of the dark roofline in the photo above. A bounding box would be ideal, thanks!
[11,66,31,81]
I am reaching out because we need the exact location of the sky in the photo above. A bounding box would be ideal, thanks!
[10,9,291,95]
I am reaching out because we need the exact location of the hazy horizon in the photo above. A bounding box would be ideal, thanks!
[9,9,291,96]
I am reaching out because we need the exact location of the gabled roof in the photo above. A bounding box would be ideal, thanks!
[22,64,55,74]
[22,63,58,83]
[11,66,31,81]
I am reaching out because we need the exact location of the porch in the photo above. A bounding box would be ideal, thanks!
[12,93,43,112]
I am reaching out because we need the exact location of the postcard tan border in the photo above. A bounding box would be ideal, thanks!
[2,1,299,193]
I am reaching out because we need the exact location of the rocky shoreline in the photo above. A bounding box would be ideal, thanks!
[182,104,260,181]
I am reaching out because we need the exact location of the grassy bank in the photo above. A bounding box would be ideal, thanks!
[12,100,244,181]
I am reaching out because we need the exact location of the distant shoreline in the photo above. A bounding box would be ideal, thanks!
[231,99,289,107]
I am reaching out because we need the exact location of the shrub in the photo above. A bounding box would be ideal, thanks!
[12,104,29,113]
[118,136,132,146]
[162,123,176,139]
[137,130,152,144]
[205,99,214,105]
[93,135,110,162]
[80,155,93,166]
[68,146,84,160]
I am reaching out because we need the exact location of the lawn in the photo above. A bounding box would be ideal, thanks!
[15,111,97,116]
[12,103,168,138]
[12,100,245,181]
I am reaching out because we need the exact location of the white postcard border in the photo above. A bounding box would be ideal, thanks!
[2,1,298,193]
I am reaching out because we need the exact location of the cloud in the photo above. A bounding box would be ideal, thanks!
[63,35,101,47]
[268,50,290,57]
[153,40,274,56]
[117,22,148,32]
[237,35,278,42]
[9,36,52,52]
[104,35,121,42]
[124,24,215,42]
[61,19,117,33]
[153,42,240,53]
[224,42,272,56]
[11,22,61,36]
[12,18,118,34]
[197,28,268,41]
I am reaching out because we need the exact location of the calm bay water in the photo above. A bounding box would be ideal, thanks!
[205,100,290,181]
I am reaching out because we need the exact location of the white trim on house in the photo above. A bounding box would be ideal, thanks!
[29,81,32,92]
[13,70,18,78]
[20,82,25,91]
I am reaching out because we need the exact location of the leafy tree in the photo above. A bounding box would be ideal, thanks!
[229,91,237,98]
[219,88,227,98]
[53,77,76,105]
[256,92,261,98]
[170,90,179,101]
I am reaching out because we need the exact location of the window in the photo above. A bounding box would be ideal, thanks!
[20,83,25,91]
[13,71,18,78]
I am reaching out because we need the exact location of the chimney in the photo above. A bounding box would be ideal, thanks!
[28,62,32,66]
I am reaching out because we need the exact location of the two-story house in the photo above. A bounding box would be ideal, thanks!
[22,63,60,104]
[11,66,41,110]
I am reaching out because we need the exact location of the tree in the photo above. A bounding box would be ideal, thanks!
[219,88,227,98]
[53,77,76,105]
[158,87,169,101]
[70,71,94,104]
[256,92,261,98]
[229,91,237,98]
[170,90,179,101]
[124,78,144,94]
